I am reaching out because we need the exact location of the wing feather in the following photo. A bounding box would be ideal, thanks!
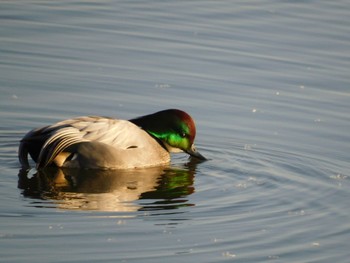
[21,116,150,168]
[36,127,86,168]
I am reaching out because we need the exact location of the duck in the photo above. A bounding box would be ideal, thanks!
[19,109,206,170]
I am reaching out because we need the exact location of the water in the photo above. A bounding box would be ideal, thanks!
[1,0,350,262]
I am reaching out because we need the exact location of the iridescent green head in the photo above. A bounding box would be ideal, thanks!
[130,109,206,160]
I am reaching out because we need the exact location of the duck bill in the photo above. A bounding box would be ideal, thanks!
[186,144,207,160]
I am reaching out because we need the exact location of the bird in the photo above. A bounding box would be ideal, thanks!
[19,109,206,170]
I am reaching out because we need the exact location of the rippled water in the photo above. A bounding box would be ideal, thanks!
[1,1,350,262]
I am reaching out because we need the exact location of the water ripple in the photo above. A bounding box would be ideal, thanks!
[1,0,350,262]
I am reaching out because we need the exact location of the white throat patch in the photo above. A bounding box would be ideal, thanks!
[163,142,184,153]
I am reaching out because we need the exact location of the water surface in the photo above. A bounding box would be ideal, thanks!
[1,1,350,262]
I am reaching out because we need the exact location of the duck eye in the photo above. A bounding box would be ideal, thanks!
[181,132,186,138]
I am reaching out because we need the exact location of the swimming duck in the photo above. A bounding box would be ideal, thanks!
[19,109,206,169]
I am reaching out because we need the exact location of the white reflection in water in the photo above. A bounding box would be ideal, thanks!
[18,158,203,212]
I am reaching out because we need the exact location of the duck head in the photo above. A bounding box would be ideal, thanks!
[130,109,206,160]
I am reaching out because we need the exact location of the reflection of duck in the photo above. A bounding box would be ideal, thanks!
[18,158,201,211]
[19,109,206,169]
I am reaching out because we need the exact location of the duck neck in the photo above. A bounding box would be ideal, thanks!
[129,113,169,151]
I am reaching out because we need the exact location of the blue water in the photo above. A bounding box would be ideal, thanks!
[1,1,350,262]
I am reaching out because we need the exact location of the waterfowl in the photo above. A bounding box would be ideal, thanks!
[19,109,206,169]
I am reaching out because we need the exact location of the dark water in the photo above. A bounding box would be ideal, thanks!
[1,1,350,262]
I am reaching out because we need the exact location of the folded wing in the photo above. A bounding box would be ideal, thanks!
[19,116,148,169]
